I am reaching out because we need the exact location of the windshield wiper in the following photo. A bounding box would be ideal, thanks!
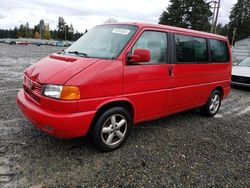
[58,49,66,54]
[67,51,88,57]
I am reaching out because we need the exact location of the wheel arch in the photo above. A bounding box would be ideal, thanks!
[212,86,224,98]
[87,99,136,135]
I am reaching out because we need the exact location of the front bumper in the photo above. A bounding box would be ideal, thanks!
[16,89,96,138]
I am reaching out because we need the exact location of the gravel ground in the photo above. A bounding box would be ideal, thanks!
[0,43,249,187]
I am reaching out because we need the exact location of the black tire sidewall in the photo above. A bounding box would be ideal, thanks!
[92,107,133,151]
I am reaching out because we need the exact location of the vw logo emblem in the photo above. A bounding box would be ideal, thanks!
[28,79,33,90]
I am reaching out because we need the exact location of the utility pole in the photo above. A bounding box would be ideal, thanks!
[64,26,67,41]
[40,24,41,39]
[210,1,217,33]
[211,0,221,34]
[213,0,221,33]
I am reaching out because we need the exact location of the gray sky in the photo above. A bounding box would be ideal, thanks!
[0,0,237,32]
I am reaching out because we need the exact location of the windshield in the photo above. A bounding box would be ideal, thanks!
[65,24,137,59]
[238,57,250,67]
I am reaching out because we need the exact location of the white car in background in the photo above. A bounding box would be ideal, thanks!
[232,57,250,87]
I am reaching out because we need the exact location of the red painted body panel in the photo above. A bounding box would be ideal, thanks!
[17,90,95,138]
[124,64,171,120]
[66,60,123,99]
[16,22,232,139]
[26,54,99,84]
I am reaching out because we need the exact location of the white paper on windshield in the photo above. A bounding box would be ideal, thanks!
[112,28,130,35]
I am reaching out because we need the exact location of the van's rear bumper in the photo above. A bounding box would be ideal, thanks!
[16,90,96,138]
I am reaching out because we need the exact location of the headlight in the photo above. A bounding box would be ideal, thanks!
[43,85,63,99]
[43,85,81,100]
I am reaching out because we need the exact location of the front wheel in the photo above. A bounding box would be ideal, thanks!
[91,107,133,151]
[200,90,222,117]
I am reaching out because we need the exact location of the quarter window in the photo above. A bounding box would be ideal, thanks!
[210,39,229,62]
[131,31,167,64]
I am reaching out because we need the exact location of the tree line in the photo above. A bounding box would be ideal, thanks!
[1,0,249,43]
[159,0,250,44]
[0,17,85,41]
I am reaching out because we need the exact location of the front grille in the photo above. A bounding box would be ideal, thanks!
[24,85,41,103]
[32,81,42,94]
[232,75,250,84]
[23,75,42,103]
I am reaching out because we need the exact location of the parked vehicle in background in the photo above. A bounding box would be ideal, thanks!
[0,39,6,43]
[0,38,73,47]
[16,41,33,45]
[9,41,16,45]
[232,57,250,87]
[4,39,16,45]
[16,22,232,151]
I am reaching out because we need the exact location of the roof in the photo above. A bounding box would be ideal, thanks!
[103,22,228,41]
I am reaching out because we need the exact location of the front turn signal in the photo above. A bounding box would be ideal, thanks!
[61,86,81,100]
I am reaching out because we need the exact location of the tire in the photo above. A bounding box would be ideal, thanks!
[91,107,133,151]
[200,90,222,117]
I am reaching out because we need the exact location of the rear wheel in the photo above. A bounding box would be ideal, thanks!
[91,107,132,151]
[201,90,221,117]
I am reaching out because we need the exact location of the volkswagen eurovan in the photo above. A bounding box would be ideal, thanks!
[17,23,232,151]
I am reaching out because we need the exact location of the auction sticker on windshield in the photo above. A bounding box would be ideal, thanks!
[112,28,130,35]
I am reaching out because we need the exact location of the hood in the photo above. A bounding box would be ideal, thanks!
[232,66,250,77]
[25,53,99,84]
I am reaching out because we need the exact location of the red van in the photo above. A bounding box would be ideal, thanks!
[17,23,232,151]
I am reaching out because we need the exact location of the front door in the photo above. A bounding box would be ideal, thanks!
[124,30,171,122]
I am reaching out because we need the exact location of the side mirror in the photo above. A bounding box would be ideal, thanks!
[127,49,150,63]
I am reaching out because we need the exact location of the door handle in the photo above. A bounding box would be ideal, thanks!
[168,66,173,77]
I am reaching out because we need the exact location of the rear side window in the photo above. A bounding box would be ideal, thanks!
[175,35,195,62]
[210,39,229,62]
[194,37,209,62]
[175,34,208,63]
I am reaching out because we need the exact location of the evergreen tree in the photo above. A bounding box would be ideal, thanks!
[50,30,57,40]
[216,24,229,37]
[12,27,18,38]
[0,18,81,41]
[68,24,74,41]
[33,24,40,36]
[228,0,250,44]
[74,30,83,41]
[24,22,32,38]
[17,24,25,38]
[57,17,66,40]
[159,0,212,32]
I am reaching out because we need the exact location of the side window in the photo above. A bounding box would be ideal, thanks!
[175,35,195,62]
[131,31,167,64]
[194,37,209,62]
[210,39,229,62]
